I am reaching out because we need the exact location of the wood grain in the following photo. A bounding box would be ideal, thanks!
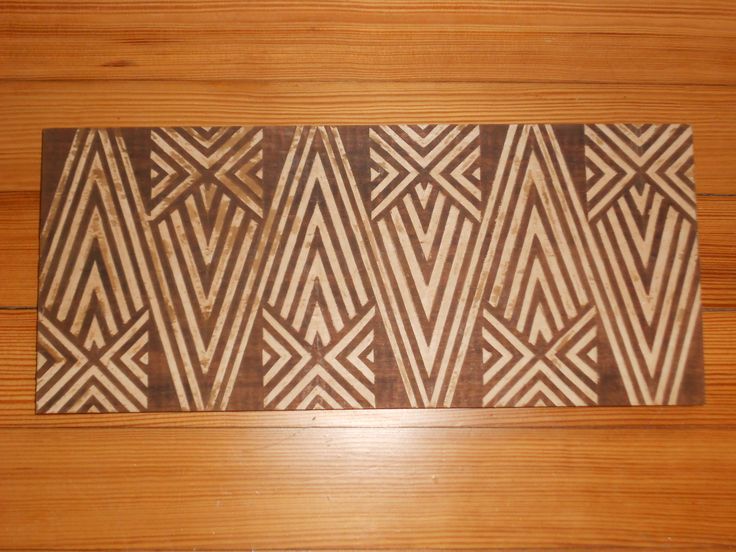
[1,1,735,84]
[1,81,736,194]
[1,426,734,550]
[2,0,735,548]
[0,310,734,428]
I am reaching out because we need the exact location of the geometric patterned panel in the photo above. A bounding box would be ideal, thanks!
[367,125,486,407]
[37,124,705,412]
[584,124,702,404]
[37,129,150,413]
[260,127,377,409]
[481,125,599,407]
[142,127,265,411]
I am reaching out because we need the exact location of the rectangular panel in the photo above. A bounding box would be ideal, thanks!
[37,124,704,412]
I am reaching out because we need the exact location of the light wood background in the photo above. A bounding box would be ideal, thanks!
[1,1,735,550]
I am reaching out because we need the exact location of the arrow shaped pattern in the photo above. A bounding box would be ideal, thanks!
[36,124,704,412]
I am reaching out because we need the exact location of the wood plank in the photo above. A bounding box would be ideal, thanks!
[1,426,734,550]
[3,190,733,309]
[1,309,733,428]
[0,192,37,308]
[699,196,736,310]
[4,0,735,34]
[1,1,735,84]
[1,81,735,194]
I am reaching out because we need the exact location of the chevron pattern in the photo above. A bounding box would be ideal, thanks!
[260,127,377,409]
[584,124,702,405]
[481,125,599,407]
[140,127,266,411]
[367,125,487,407]
[37,124,704,412]
[37,129,150,412]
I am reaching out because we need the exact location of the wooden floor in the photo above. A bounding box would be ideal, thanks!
[1,1,735,549]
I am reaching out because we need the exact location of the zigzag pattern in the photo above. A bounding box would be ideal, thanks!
[37,129,150,413]
[370,125,482,220]
[37,312,149,413]
[262,307,375,409]
[260,126,377,409]
[585,124,696,221]
[36,124,704,412]
[142,127,265,410]
[481,308,598,407]
[367,124,486,407]
[584,124,702,405]
[481,125,599,407]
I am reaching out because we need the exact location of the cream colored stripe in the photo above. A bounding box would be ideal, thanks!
[666,288,702,405]
[565,126,648,404]
[609,202,679,327]
[585,128,636,220]
[120,332,149,385]
[584,146,620,208]
[369,132,401,201]
[377,218,432,402]
[216,128,265,216]
[564,328,599,383]
[518,380,566,407]
[597,214,692,388]
[40,130,94,285]
[49,149,143,316]
[385,125,462,167]
[593,219,653,402]
[264,353,311,407]
[262,331,291,386]
[496,360,545,407]
[204,217,259,406]
[325,355,374,406]
[41,130,86,243]
[36,317,88,408]
[262,310,310,381]
[403,192,446,259]
[448,125,523,406]
[116,132,195,410]
[278,366,360,410]
[268,129,319,306]
[48,367,138,414]
[481,328,512,385]
[390,203,459,318]
[370,130,420,219]
[429,217,477,406]
[619,192,664,269]
[185,192,230,266]
[281,203,355,326]
[401,124,451,149]
[316,148,371,307]
[220,127,317,408]
[105,361,147,407]
[346,332,376,386]
[328,127,418,407]
[656,240,700,403]
[292,255,344,333]
[149,131,199,219]
[36,336,66,392]
[647,129,697,217]
[295,386,341,410]
[69,385,117,413]
[484,356,535,407]
[100,310,149,362]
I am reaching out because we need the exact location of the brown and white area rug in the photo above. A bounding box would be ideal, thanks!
[36,124,704,413]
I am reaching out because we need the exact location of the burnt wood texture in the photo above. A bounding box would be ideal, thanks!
[36,124,704,412]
